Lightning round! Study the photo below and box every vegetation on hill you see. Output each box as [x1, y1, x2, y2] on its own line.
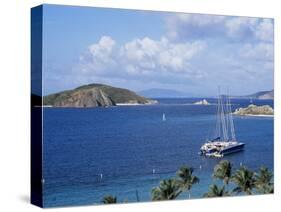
[43, 83, 156, 107]
[233, 104, 274, 116]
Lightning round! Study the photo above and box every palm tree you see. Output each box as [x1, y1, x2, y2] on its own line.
[102, 195, 117, 204]
[231, 166, 256, 195]
[213, 160, 232, 186]
[176, 166, 199, 199]
[151, 179, 181, 201]
[254, 167, 274, 194]
[203, 184, 229, 197]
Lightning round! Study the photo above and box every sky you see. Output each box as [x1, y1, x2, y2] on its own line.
[42, 4, 274, 96]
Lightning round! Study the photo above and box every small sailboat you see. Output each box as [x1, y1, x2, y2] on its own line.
[250, 97, 253, 103]
[162, 113, 166, 121]
[200, 92, 245, 158]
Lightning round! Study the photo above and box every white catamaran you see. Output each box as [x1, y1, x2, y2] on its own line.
[200, 93, 245, 158]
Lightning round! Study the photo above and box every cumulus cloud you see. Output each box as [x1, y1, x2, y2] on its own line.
[166, 13, 226, 40]
[174, 13, 226, 26]
[254, 19, 274, 42]
[166, 13, 273, 43]
[79, 36, 117, 74]
[79, 36, 206, 83]
[74, 14, 273, 95]
[225, 17, 258, 39]
[121, 37, 205, 74]
[239, 43, 273, 61]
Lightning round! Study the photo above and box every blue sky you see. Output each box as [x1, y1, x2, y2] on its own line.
[42, 4, 274, 96]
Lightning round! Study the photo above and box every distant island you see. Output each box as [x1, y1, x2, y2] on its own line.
[43, 83, 157, 107]
[193, 99, 210, 105]
[233, 104, 274, 116]
[235, 90, 274, 100]
[138, 88, 191, 98]
[138, 89, 274, 100]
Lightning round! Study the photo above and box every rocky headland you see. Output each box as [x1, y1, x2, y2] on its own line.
[233, 104, 274, 116]
[43, 83, 157, 107]
[193, 99, 210, 105]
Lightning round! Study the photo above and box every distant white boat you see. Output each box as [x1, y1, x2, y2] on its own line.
[162, 113, 166, 121]
[250, 97, 253, 103]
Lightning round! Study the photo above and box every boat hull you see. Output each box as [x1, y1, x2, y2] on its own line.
[200, 141, 245, 157]
[219, 143, 245, 155]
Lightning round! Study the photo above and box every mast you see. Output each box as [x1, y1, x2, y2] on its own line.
[219, 94, 228, 141]
[214, 88, 236, 141]
[214, 87, 228, 141]
[225, 95, 230, 140]
[215, 91, 221, 139]
[227, 94, 236, 141]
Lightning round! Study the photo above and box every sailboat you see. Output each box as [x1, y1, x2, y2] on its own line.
[162, 113, 166, 121]
[200, 93, 245, 158]
[250, 97, 253, 104]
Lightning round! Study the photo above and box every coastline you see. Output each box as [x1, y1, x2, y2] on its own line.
[116, 102, 157, 106]
[233, 114, 274, 117]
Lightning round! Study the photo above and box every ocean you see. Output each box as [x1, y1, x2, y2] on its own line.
[42, 98, 274, 207]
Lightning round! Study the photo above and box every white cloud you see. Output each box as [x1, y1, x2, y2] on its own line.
[120, 37, 205, 74]
[225, 17, 258, 38]
[166, 13, 226, 40]
[166, 13, 273, 43]
[240, 43, 273, 61]
[89, 36, 115, 56]
[175, 13, 226, 26]
[254, 19, 274, 42]
[74, 14, 273, 95]
[79, 36, 206, 82]
[80, 36, 117, 74]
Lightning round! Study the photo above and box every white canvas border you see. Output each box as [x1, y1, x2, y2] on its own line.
[0, 0, 279, 211]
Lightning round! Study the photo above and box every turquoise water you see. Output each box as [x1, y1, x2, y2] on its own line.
[43, 98, 273, 207]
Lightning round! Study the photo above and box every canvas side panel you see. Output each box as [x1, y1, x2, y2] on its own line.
[31, 5, 43, 208]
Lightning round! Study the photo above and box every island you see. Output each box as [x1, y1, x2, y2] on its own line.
[235, 89, 274, 100]
[43, 83, 158, 107]
[233, 104, 274, 117]
[256, 90, 274, 100]
[193, 99, 210, 105]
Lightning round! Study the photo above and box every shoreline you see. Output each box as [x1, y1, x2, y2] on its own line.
[116, 102, 157, 106]
[42, 102, 159, 108]
[233, 114, 274, 117]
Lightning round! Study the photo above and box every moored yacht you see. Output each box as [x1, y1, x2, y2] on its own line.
[200, 92, 245, 158]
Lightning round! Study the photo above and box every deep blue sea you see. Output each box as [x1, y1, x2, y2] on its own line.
[43, 98, 273, 207]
